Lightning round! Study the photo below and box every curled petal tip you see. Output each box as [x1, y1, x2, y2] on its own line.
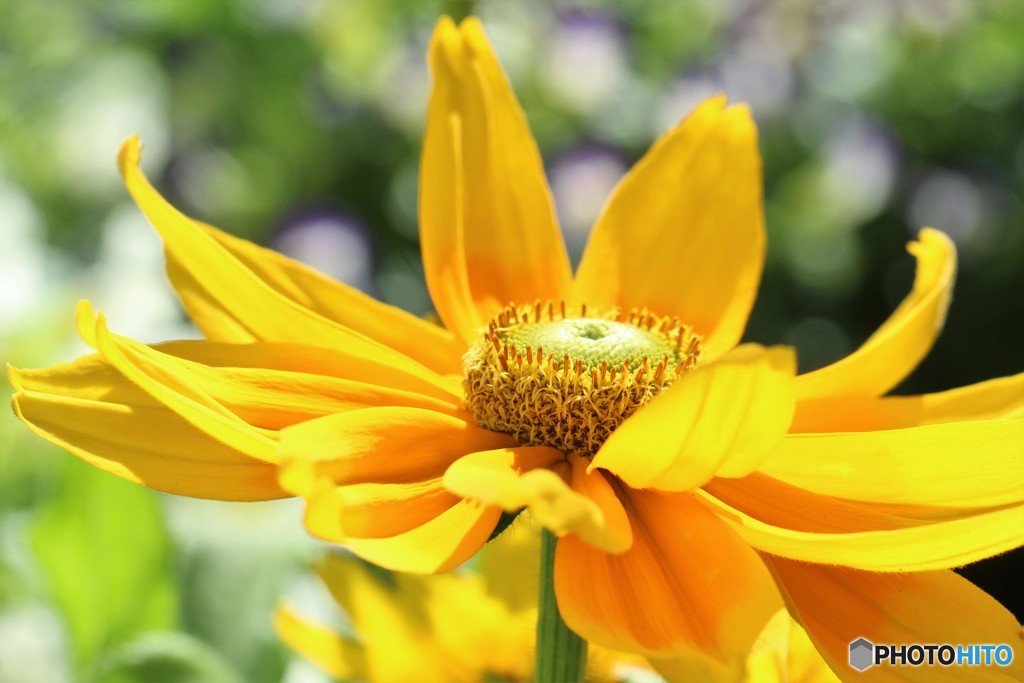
[431, 15, 459, 42]
[725, 99, 753, 116]
[912, 227, 955, 253]
[459, 15, 485, 36]
[73, 300, 101, 348]
[767, 345, 798, 375]
[73, 299, 96, 324]
[117, 134, 142, 177]
[6, 363, 23, 392]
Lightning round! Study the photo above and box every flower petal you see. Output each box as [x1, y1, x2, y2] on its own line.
[314, 555, 449, 682]
[344, 498, 501, 574]
[421, 17, 572, 343]
[740, 608, 839, 683]
[760, 420, 1024, 508]
[591, 345, 795, 492]
[657, 608, 840, 683]
[123, 345, 460, 431]
[298, 478, 349, 543]
[174, 367, 460, 431]
[554, 488, 781, 662]
[331, 479, 461, 539]
[15, 336, 460, 435]
[278, 407, 513, 568]
[796, 229, 956, 399]
[157, 339, 462, 403]
[791, 373, 1024, 433]
[444, 450, 632, 553]
[9, 368, 283, 501]
[293, 474, 501, 573]
[566, 453, 633, 553]
[764, 557, 1024, 682]
[412, 563, 534, 682]
[196, 222, 464, 375]
[479, 525, 541, 614]
[780, 613, 841, 683]
[440, 448, 569, 507]
[273, 604, 366, 681]
[278, 407, 518, 493]
[700, 475, 1024, 571]
[75, 302, 279, 463]
[312, 553, 533, 682]
[118, 136, 448, 384]
[571, 96, 764, 359]
[648, 656, 743, 683]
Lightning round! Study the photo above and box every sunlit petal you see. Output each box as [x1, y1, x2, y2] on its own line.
[415, 564, 534, 682]
[592, 345, 795, 491]
[278, 407, 518, 493]
[760, 419, 1024, 508]
[796, 229, 956, 399]
[740, 608, 839, 683]
[157, 339, 462, 403]
[118, 136, 449, 385]
[649, 655, 743, 683]
[765, 557, 1024, 682]
[278, 407, 514, 564]
[199, 222, 464, 375]
[445, 450, 631, 553]
[344, 498, 502, 574]
[9, 365, 283, 501]
[75, 302, 279, 463]
[791, 373, 1024, 433]
[555, 488, 781, 662]
[314, 554, 449, 682]
[572, 96, 764, 359]
[273, 605, 366, 681]
[422, 17, 571, 343]
[701, 475, 1024, 571]
[332, 478, 460, 539]
[306, 552, 536, 682]
[32, 335, 462, 440]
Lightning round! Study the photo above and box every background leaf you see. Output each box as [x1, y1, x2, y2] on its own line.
[90, 632, 244, 683]
[30, 457, 177, 669]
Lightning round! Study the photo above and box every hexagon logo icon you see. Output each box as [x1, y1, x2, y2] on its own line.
[849, 637, 875, 671]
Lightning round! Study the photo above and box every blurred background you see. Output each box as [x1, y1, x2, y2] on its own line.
[1, 0, 1022, 681]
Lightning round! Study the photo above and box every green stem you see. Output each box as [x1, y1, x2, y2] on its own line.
[535, 530, 587, 683]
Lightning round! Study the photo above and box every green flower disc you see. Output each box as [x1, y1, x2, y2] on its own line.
[500, 318, 679, 372]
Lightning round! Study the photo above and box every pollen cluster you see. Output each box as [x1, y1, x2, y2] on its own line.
[462, 301, 703, 456]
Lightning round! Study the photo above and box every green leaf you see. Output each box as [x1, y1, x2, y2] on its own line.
[30, 457, 178, 667]
[89, 631, 244, 683]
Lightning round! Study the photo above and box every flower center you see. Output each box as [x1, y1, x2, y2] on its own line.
[462, 302, 703, 456]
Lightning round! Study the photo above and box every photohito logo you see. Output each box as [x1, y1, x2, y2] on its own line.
[849, 638, 874, 672]
[848, 638, 1015, 671]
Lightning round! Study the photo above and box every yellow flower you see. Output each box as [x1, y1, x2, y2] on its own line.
[275, 553, 535, 683]
[739, 608, 841, 683]
[650, 606, 841, 683]
[276, 527, 835, 683]
[276, 527, 646, 683]
[10, 14, 1023, 677]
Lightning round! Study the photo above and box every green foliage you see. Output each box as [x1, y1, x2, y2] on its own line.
[177, 545, 295, 682]
[30, 458, 177, 669]
[91, 632, 244, 683]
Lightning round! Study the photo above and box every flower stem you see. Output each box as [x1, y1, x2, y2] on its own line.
[535, 530, 587, 683]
